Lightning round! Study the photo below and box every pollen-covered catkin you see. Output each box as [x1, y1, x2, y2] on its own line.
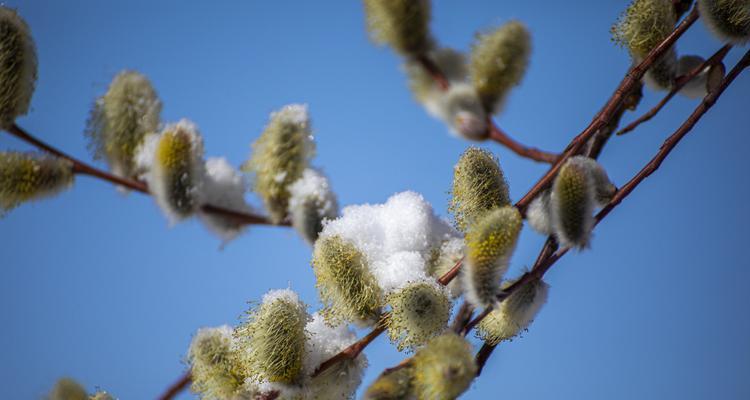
[312, 235, 384, 326]
[149, 120, 204, 223]
[85, 70, 161, 179]
[363, 0, 433, 57]
[48, 378, 88, 400]
[235, 290, 308, 385]
[470, 20, 531, 114]
[0, 152, 73, 215]
[412, 333, 477, 400]
[698, 0, 750, 44]
[0, 6, 37, 129]
[386, 281, 452, 351]
[611, 0, 678, 90]
[363, 366, 414, 400]
[450, 147, 511, 232]
[288, 168, 339, 245]
[551, 157, 596, 249]
[463, 206, 523, 308]
[477, 277, 549, 345]
[243, 104, 314, 224]
[188, 326, 247, 400]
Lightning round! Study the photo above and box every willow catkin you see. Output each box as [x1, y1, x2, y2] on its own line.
[386, 281, 452, 351]
[85, 70, 161, 179]
[551, 157, 596, 249]
[363, 0, 433, 57]
[477, 277, 549, 345]
[188, 326, 247, 400]
[412, 333, 477, 400]
[698, 0, 750, 44]
[0, 151, 73, 215]
[470, 20, 531, 114]
[0, 7, 37, 129]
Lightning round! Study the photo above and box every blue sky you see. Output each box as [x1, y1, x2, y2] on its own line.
[1, 1, 749, 399]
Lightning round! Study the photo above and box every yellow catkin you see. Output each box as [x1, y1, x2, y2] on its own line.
[412, 333, 477, 400]
[699, 0, 750, 44]
[363, 0, 433, 56]
[386, 282, 452, 351]
[48, 378, 88, 400]
[0, 152, 73, 215]
[312, 235, 384, 325]
[0, 6, 37, 129]
[551, 157, 595, 249]
[363, 366, 414, 400]
[477, 278, 549, 345]
[470, 20, 531, 113]
[449, 147, 511, 232]
[188, 326, 247, 400]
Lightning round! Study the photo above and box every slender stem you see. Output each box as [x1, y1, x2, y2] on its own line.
[617, 44, 732, 136]
[475, 343, 497, 376]
[312, 318, 388, 377]
[451, 302, 475, 334]
[415, 54, 559, 164]
[3, 124, 286, 227]
[157, 371, 191, 400]
[514, 6, 699, 215]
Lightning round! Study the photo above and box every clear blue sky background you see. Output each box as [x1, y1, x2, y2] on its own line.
[1, 1, 749, 399]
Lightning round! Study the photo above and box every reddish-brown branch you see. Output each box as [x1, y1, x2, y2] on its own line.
[3, 124, 286, 227]
[312, 318, 387, 377]
[616, 44, 732, 136]
[514, 6, 699, 214]
[415, 53, 559, 164]
[157, 371, 191, 400]
[475, 342, 497, 376]
[464, 48, 750, 356]
[451, 302, 475, 334]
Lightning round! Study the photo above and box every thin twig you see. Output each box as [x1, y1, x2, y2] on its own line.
[157, 371, 191, 400]
[514, 6, 699, 215]
[415, 54, 559, 164]
[3, 124, 285, 227]
[475, 342, 497, 377]
[451, 302, 475, 334]
[616, 44, 732, 136]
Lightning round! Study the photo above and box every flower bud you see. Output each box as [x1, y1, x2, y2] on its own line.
[412, 333, 477, 400]
[404, 47, 467, 117]
[527, 190, 553, 236]
[551, 157, 596, 249]
[386, 281, 452, 351]
[643, 48, 678, 91]
[48, 378, 87, 400]
[235, 290, 308, 384]
[363, 367, 414, 400]
[675, 54, 720, 99]
[462, 206, 522, 308]
[698, 0, 750, 44]
[0, 152, 73, 215]
[470, 21, 531, 114]
[149, 120, 204, 223]
[449, 147, 511, 232]
[568, 156, 616, 205]
[363, 0, 433, 57]
[243, 104, 314, 224]
[611, 0, 676, 60]
[312, 235, 384, 325]
[426, 237, 464, 297]
[89, 392, 114, 400]
[477, 277, 549, 345]
[85, 70, 161, 179]
[438, 83, 488, 141]
[188, 325, 246, 399]
[288, 168, 339, 245]
[0, 7, 37, 129]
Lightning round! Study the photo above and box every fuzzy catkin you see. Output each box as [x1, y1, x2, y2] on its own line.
[450, 147, 511, 232]
[551, 157, 596, 249]
[48, 378, 88, 400]
[150, 120, 204, 223]
[312, 235, 384, 326]
[0, 152, 73, 215]
[188, 326, 246, 400]
[386, 281, 452, 351]
[235, 292, 308, 384]
[477, 277, 549, 345]
[363, 367, 414, 400]
[462, 206, 522, 308]
[698, 0, 750, 44]
[0, 7, 37, 129]
[363, 0, 433, 57]
[470, 20, 531, 113]
[244, 104, 314, 224]
[412, 333, 477, 400]
[85, 70, 161, 179]
[288, 168, 339, 245]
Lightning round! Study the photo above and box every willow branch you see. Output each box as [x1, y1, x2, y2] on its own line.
[157, 371, 191, 400]
[617, 44, 732, 136]
[3, 124, 284, 227]
[514, 6, 699, 214]
[415, 55, 559, 164]
[470, 48, 750, 374]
